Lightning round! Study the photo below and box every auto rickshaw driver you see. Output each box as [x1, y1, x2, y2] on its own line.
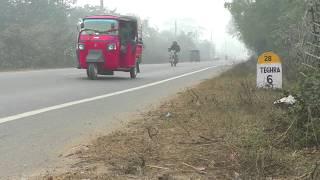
[106, 23, 118, 34]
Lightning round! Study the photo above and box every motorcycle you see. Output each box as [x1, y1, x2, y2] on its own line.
[169, 50, 178, 67]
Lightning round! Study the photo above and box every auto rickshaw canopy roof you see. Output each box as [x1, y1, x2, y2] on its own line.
[84, 15, 138, 22]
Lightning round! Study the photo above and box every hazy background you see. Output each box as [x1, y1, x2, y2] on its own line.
[77, 0, 248, 59]
[0, 0, 248, 70]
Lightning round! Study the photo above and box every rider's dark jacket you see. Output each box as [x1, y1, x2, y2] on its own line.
[169, 43, 181, 52]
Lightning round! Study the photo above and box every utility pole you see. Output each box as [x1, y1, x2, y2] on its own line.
[100, 0, 104, 11]
[224, 37, 228, 60]
[211, 31, 214, 60]
[175, 21, 177, 38]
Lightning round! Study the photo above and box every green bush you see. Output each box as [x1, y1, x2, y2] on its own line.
[288, 70, 320, 147]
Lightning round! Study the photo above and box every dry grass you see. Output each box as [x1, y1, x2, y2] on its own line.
[36, 61, 320, 180]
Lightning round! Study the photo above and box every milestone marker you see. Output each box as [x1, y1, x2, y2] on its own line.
[257, 51, 282, 89]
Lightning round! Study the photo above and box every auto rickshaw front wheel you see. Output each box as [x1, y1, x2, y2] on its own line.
[87, 63, 98, 80]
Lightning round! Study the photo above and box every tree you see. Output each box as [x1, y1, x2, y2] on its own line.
[228, 0, 305, 56]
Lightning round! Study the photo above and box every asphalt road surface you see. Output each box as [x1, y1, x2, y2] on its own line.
[0, 61, 230, 178]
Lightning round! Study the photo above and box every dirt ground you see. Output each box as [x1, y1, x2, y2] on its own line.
[34, 62, 320, 180]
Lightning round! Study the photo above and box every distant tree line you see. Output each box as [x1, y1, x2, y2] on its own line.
[0, 0, 76, 69]
[0, 1, 215, 70]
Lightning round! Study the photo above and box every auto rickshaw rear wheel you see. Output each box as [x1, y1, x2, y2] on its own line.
[87, 63, 98, 80]
[130, 66, 137, 79]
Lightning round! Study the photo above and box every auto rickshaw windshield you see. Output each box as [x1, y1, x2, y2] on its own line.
[82, 19, 119, 35]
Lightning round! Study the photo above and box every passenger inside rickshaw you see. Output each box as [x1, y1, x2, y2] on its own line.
[118, 21, 137, 67]
[119, 22, 136, 53]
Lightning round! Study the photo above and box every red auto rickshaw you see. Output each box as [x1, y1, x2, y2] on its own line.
[76, 15, 143, 79]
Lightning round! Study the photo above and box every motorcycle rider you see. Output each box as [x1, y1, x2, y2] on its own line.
[168, 41, 181, 53]
[168, 41, 181, 65]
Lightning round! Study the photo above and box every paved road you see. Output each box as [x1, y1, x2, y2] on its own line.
[0, 61, 230, 178]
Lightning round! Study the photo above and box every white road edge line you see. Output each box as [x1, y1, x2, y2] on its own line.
[0, 66, 217, 124]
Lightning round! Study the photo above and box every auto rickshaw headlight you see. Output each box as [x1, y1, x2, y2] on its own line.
[78, 44, 85, 50]
[107, 43, 117, 51]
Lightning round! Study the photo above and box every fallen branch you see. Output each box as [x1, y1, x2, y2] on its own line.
[199, 135, 221, 143]
[182, 162, 207, 174]
[146, 165, 170, 170]
[199, 135, 213, 141]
